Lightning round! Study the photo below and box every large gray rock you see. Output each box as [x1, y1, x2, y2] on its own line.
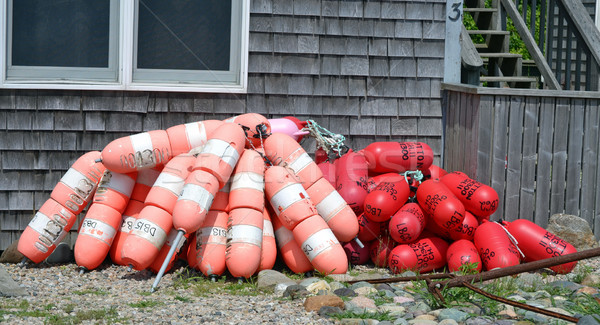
[0, 264, 27, 297]
[0, 239, 24, 263]
[256, 269, 296, 292]
[45, 242, 74, 264]
[546, 214, 599, 250]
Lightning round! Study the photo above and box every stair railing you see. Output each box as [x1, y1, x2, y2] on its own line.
[502, 0, 600, 90]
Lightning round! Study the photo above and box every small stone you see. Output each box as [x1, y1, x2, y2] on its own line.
[274, 282, 292, 296]
[516, 273, 542, 291]
[330, 281, 347, 292]
[374, 283, 395, 292]
[299, 277, 321, 287]
[318, 305, 343, 317]
[283, 284, 310, 299]
[438, 319, 459, 325]
[304, 295, 345, 312]
[354, 286, 378, 296]
[464, 316, 496, 325]
[340, 319, 380, 325]
[438, 308, 469, 322]
[577, 286, 599, 296]
[582, 274, 600, 287]
[414, 314, 436, 321]
[351, 281, 375, 291]
[334, 288, 358, 297]
[0, 240, 24, 263]
[393, 319, 409, 325]
[498, 305, 518, 318]
[393, 296, 414, 304]
[347, 296, 377, 311]
[45, 242, 74, 264]
[378, 304, 405, 317]
[523, 310, 548, 323]
[407, 319, 436, 325]
[577, 314, 600, 325]
[547, 281, 583, 293]
[306, 280, 331, 294]
[546, 307, 573, 317]
[257, 269, 296, 292]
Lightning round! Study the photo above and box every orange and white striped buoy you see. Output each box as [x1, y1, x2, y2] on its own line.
[229, 149, 265, 211]
[264, 133, 323, 188]
[74, 203, 123, 271]
[272, 212, 313, 273]
[18, 198, 78, 264]
[305, 177, 359, 242]
[145, 154, 195, 213]
[101, 130, 172, 174]
[225, 208, 263, 278]
[130, 167, 162, 203]
[211, 181, 230, 212]
[224, 113, 271, 148]
[258, 208, 277, 271]
[166, 120, 224, 156]
[50, 151, 105, 215]
[121, 204, 172, 271]
[93, 170, 137, 214]
[265, 166, 317, 230]
[148, 229, 189, 274]
[194, 123, 246, 189]
[109, 199, 145, 266]
[193, 210, 228, 277]
[172, 170, 220, 234]
[293, 215, 347, 274]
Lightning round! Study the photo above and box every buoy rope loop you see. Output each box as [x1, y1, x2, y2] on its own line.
[402, 170, 424, 184]
[302, 120, 346, 158]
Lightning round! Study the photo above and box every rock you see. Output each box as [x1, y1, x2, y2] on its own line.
[0, 239, 24, 263]
[414, 314, 436, 321]
[375, 283, 395, 292]
[378, 303, 406, 317]
[581, 274, 600, 287]
[577, 314, 600, 325]
[351, 281, 375, 291]
[464, 316, 495, 325]
[393, 296, 415, 304]
[257, 269, 296, 292]
[393, 319, 409, 325]
[378, 321, 394, 325]
[334, 287, 358, 298]
[354, 286, 378, 296]
[438, 319, 459, 325]
[303, 295, 345, 312]
[516, 273, 542, 291]
[330, 281, 347, 292]
[407, 319, 436, 324]
[546, 214, 599, 250]
[523, 310, 548, 323]
[497, 305, 518, 318]
[340, 319, 380, 325]
[274, 282, 293, 296]
[306, 280, 331, 294]
[0, 264, 27, 297]
[577, 286, 599, 296]
[346, 296, 377, 312]
[283, 284, 310, 299]
[547, 280, 583, 293]
[438, 308, 469, 322]
[299, 277, 322, 287]
[318, 305, 343, 317]
[512, 320, 536, 325]
[45, 242, 74, 264]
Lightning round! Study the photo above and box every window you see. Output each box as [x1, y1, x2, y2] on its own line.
[1, 0, 249, 92]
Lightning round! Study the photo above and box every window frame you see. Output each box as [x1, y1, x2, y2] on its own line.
[0, 0, 249, 93]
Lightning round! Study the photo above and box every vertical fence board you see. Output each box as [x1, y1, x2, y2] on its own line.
[467, 93, 480, 178]
[490, 96, 509, 221]
[550, 98, 570, 214]
[456, 93, 466, 171]
[445, 92, 458, 171]
[505, 96, 525, 221]
[535, 98, 555, 227]
[519, 97, 540, 221]
[565, 99, 584, 214]
[582, 99, 599, 229]
[477, 95, 494, 185]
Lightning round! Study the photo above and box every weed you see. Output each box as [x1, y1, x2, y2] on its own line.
[138, 290, 152, 296]
[370, 291, 394, 306]
[46, 307, 123, 325]
[571, 265, 594, 284]
[328, 310, 395, 321]
[175, 296, 191, 302]
[63, 303, 76, 314]
[44, 303, 55, 311]
[564, 294, 600, 316]
[128, 300, 162, 309]
[72, 288, 109, 296]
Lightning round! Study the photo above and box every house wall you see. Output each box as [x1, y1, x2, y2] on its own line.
[0, 0, 447, 250]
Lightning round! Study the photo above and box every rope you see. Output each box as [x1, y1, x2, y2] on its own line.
[402, 170, 424, 185]
[302, 120, 347, 158]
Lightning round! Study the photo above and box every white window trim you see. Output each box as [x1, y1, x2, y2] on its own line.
[0, 0, 249, 93]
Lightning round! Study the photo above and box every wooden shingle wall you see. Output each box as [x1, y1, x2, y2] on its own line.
[0, 0, 446, 250]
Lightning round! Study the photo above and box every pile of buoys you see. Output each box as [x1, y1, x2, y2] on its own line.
[17, 113, 579, 288]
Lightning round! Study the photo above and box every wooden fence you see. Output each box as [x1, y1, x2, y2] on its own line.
[442, 83, 600, 237]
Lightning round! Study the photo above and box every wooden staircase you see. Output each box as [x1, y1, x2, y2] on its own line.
[463, 0, 539, 88]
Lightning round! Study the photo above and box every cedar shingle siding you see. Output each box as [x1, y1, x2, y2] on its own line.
[0, 0, 446, 250]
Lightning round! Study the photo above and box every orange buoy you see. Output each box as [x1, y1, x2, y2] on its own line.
[121, 205, 172, 271]
[171, 170, 220, 234]
[264, 133, 323, 188]
[292, 215, 347, 274]
[225, 208, 263, 278]
[193, 210, 228, 276]
[259, 208, 277, 271]
[50, 151, 105, 215]
[473, 221, 521, 270]
[446, 239, 482, 273]
[18, 198, 78, 263]
[305, 177, 359, 242]
[101, 130, 172, 173]
[193, 123, 246, 188]
[74, 203, 122, 271]
[440, 171, 499, 220]
[166, 120, 224, 156]
[109, 199, 145, 266]
[265, 166, 317, 230]
[93, 170, 137, 214]
[148, 229, 189, 274]
[229, 149, 265, 211]
[224, 113, 271, 148]
[416, 180, 465, 232]
[130, 167, 162, 202]
[388, 236, 449, 274]
[389, 202, 426, 244]
[272, 212, 313, 274]
[145, 154, 195, 213]
[503, 219, 577, 274]
[211, 181, 230, 212]
[363, 141, 434, 174]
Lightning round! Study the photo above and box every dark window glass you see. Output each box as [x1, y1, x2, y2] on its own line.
[137, 0, 231, 71]
[11, 0, 111, 68]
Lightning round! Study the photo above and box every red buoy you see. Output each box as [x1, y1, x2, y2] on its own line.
[335, 150, 370, 215]
[318, 161, 336, 186]
[343, 240, 371, 265]
[416, 180, 465, 232]
[363, 178, 410, 223]
[503, 219, 577, 274]
[369, 235, 396, 268]
[473, 221, 521, 270]
[389, 203, 426, 244]
[446, 239, 482, 273]
[363, 142, 434, 174]
[440, 171, 499, 220]
[388, 236, 449, 274]
[357, 213, 383, 243]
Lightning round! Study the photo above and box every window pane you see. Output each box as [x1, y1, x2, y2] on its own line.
[137, 0, 231, 71]
[11, 0, 111, 68]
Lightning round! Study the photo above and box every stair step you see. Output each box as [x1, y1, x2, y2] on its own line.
[463, 8, 497, 13]
[467, 30, 510, 36]
[480, 76, 538, 83]
[480, 53, 523, 59]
